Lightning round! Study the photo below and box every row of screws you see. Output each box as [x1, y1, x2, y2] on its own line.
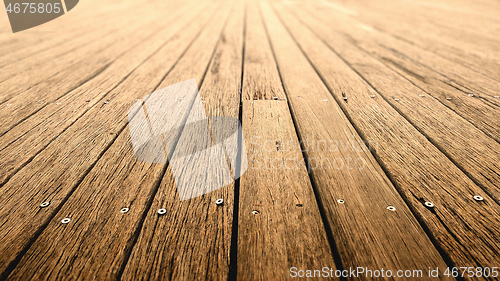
[42, 194, 487, 224]
[336, 195, 485, 211]
[39, 197, 264, 225]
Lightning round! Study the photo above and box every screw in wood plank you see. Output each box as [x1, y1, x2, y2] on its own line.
[251, 101, 255, 104]
[337, 199, 345, 204]
[157, 208, 167, 215]
[56, 102, 61, 105]
[104, 100, 110, 104]
[387, 206, 396, 211]
[273, 96, 278, 100]
[424, 202, 434, 208]
[201, 100, 206, 103]
[252, 210, 260, 215]
[342, 92, 347, 101]
[40, 202, 50, 208]
[419, 94, 425, 97]
[120, 207, 129, 213]
[473, 195, 484, 201]
[61, 218, 71, 224]
[215, 198, 224, 205]
[370, 95, 376, 98]
[468, 94, 475, 97]
[394, 98, 400, 101]
[446, 97, 452, 100]
[323, 99, 328, 102]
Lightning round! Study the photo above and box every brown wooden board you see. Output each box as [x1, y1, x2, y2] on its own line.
[121, 1, 240, 280]
[239, 100, 337, 280]
[0, 3, 220, 279]
[296, 0, 500, 144]
[241, 0, 285, 101]
[273, 1, 500, 277]
[280, 2, 500, 205]
[261, 1, 450, 279]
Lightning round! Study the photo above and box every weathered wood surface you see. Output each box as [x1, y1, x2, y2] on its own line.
[0, 0, 498, 279]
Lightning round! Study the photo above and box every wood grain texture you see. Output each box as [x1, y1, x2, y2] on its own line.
[241, 0, 285, 101]
[3, 4, 220, 281]
[296, 0, 500, 144]
[0, 1, 209, 187]
[283, 0, 500, 205]
[239, 100, 337, 280]
[274, 1, 500, 277]
[261, 1, 449, 279]
[0, 0, 498, 279]
[121, 1, 239, 280]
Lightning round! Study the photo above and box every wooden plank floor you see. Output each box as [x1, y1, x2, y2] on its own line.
[0, 0, 499, 280]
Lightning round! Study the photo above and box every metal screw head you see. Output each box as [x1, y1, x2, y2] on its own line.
[419, 94, 425, 97]
[40, 202, 50, 208]
[104, 101, 110, 104]
[424, 201, 434, 208]
[473, 195, 484, 201]
[337, 199, 345, 204]
[446, 97, 452, 100]
[252, 210, 259, 215]
[394, 98, 400, 101]
[468, 94, 474, 97]
[215, 199, 224, 205]
[370, 95, 376, 98]
[323, 99, 328, 102]
[61, 218, 71, 224]
[120, 207, 129, 213]
[387, 206, 396, 211]
[157, 208, 167, 215]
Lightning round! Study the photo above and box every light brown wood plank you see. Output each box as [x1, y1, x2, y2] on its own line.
[239, 100, 337, 280]
[261, 1, 449, 278]
[0, 1, 143, 70]
[284, 1, 500, 205]
[241, 0, 285, 101]
[274, 1, 500, 276]
[121, 1, 241, 280]
[327, 0, 500, 81]
[0, 2, 216, 279]
[296, 1, 500, 144]
[0, 1, 208, 186]
[0, 2, 192, 106]
[4, 3, 220, 280]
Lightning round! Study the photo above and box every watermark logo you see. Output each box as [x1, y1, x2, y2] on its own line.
[4, 0, 78, 33]
[128, 79, 248, 201]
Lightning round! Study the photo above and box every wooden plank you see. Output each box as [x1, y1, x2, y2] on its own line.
[0, 2, 168, 90]
[330, 0, 500, 81]
[296, 1, 500, 144]
[284, 1, 500, 204]
[121, 1, 243, 280]
[0, 1, 208, 186]
[239, 100, 337, 280]
[0, 2, 218, 279]
[273, 1, 500, 276]
[0, 1, 143, 69]
[261, 0, 449, 277]
[241, 0, 285, 101]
